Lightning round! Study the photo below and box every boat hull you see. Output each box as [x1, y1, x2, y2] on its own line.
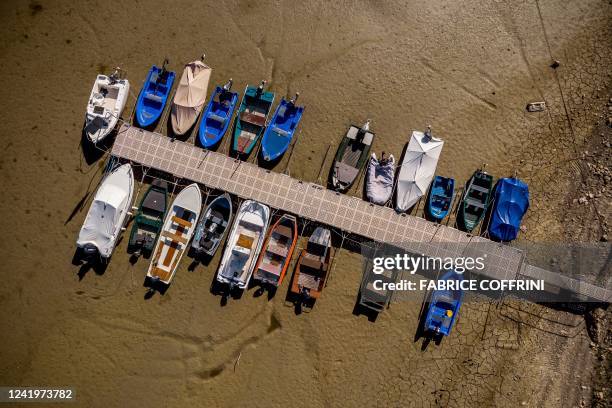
[198, 86, 238, 148]
[331, 125, 375, 193]
[84, 75, 130, 143]
[252, 214, 298, 287]
[260, 99, 304, 162]
[135, 65, 175, 128]
[425, 175, 455, 222]
[192, 193, 233, 257]
[231, 85, 275, 156]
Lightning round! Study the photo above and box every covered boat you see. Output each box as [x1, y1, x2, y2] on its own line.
[366, 152, 395, 205]
[216, 200, 270, 290]
[425, 175, 455, 222]
[456, 169, 493, 233]
[331, 120, 375, 193]
[146, 183, 202, 285]
[395, 128, 444, 212]
[290, 227, 332, 302]
[232, 81, 275, 156]
[191, 193, 233, 257]
[135, 61, 175, 128]
[260, 95, 304, 161]
[253, 214, 298, 287]
[127, 180, 168, 257]
[77, 163, 134, 259]
[84, 69, 130, 143]
[487, 177, 529, 242]
[198, 79, 238, 148]
[424, 270, 463, 337]
[170, 57, 212, 136]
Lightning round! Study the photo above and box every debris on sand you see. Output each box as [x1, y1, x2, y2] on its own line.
[526, 102, 546, 112]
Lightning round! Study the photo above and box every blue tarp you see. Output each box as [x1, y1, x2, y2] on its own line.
[488, 177, 529, 242]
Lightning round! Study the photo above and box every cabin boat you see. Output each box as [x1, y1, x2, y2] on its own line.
[198, 79, 238, 148]
[84, 69, 130, 143]
[232, 81, 275, 156]
[191, 193, 233, 257]
[127, 180, 168, 257]
[456, 169, 493, 233]
[146, 183, 202, 285]
[366, 152, 395, 205]
[290, 227, 332, 301]
[216, 200, 270, 290]
[135, 61, 175, 128]
[425, 175, 455, 222]
[260, 95, 304, 161]
[170, 57, 212, 136]
[331, 120, 375, 193]
[252, 214, 298, 287]
[77, 164, 134, 260]
[424, 270, 464, 336]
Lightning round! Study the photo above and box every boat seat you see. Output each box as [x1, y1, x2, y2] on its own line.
[146, 94, 163, 103]
[240, 111, 266, 127]
[272, 126, 290, 137]
[471, 184, 489, 194]
[466, 199, 485, 209]
[171, 215, 192, 228]
[335, 162, 359, 184]
[258, 261, 282, 275]
[208, 112, 227, 124]
[275, 225, 293, 237]
[266, 242, 289, 257]
[301, 255, 324, 271]
[161, 230, 188, 245]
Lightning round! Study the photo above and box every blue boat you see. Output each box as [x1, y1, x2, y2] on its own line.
[135, 61, 175, 128]
[487, 177, 529, 242]
[424, 270, 463, 337]
[260, 94, 304, 161]
[425, 175, 455, 222]
[198, 80, 239, 149]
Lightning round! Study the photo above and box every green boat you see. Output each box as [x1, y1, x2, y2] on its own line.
[330, 120, 375, 193]
[456, 168, 493, 233]
[127, 179, 168, 257]
[232, 80, 275, 156]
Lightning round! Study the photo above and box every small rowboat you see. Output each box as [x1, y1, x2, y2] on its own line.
[191, 193, 233, 257]
[331, 120, 374, 193]
[84, 68, 130, 143]
[170, 56, 212, 136]
[252, 214, 298, 287]
[425, 175, 455, 222]
[366, 152, 395, 205]
[147, 183, 202, 286]
[198, 80, 238, 148]
[77, 164, 134, 260]
[290, 227, 332, 303]
[456, 168, 493, 233]
[135, 61, 175, 128]
[232, 81, 275, 156]
[424, 270, 463, 337]
[260, 95, 304, 161]
[127, 179, 168, 258]
[217, 200, 270, 290]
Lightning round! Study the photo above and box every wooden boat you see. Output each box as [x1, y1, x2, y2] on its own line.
[216, 200, 270, 290]
[146, 183, 202, 285]
[127, 180, 168, 257]
[170, 57, 212, 136]
[77, 164, 134, 260]
[232, 81, 275, 156]
[424, 270, 463, 336]
[252, 214, 298, 287]
[135, 61, 175, 128]
[365, 152, 395, 205]
[260, 95, 304, 161]
[198, 80, 238, 148]
[331, 120, 374, 193]
[191, 193, 233, 257]
[456, 168, 493, 233]
[84, 68, 130, 143]
[395, 128, 444, 212]
[290, 227, 332, 301]
[487, 177, 529, 242]
[425, 175, 455, 222]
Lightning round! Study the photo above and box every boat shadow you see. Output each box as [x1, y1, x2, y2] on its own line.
[351, 295, 380, 323]
[143, 276, 169, 297]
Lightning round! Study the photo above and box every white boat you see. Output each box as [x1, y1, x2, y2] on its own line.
[76, 163, 134, 259]
[170, 57, 212, 135]
[216, 200, 270, 290]
[84, 70, 130, 143]
[147, 183, 202, 285]
[366, 152, 395, 205]
[395, 129, 444, 212]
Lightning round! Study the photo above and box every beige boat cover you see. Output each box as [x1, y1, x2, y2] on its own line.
[171, 60, 212, 135]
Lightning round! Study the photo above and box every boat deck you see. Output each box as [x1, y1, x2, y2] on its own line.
[112, 124, 611, 303]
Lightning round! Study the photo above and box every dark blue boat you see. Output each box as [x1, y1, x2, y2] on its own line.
[135, 61, 175, 128]
[425, 175, 455, 222]
[198, 80, 238, 149]
[488, 177, 529, 242]
[260, 95, 304, 162]
[424, 270, 463, 337]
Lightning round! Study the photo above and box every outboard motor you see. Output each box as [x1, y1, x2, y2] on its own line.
[82, 243, 99, 260]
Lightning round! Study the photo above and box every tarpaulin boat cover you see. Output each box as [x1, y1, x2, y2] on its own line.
[366, 153, 395, 205]
[171, 60, 212, 135]
[395, 131, 444, 212]
[488, 177, 529, 242]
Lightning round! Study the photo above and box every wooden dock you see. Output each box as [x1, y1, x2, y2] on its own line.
[111, 124, 610, 303]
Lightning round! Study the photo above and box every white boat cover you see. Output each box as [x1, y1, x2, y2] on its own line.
[171, 60, 212, 135]
[366, 153, 395, 205]
[77, 164, 134, 258]
[395, 131, 444, 212]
